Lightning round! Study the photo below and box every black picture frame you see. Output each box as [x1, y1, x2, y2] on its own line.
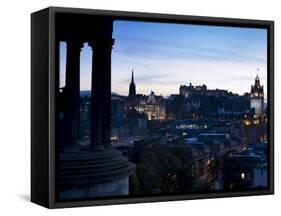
[31, 6, 274, 208]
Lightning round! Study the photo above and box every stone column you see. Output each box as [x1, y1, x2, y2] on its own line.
[63, 40, 83, 150]
[89, 38, 114, 150]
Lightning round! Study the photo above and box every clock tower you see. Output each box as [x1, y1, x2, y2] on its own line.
[250, 74, 264, 116]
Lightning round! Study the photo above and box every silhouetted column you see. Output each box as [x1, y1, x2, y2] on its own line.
[63, 40, 83, 150]
[89, 38, 114, 150]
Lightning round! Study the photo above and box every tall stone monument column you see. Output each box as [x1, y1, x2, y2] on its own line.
[63, 40, 83, 150]
[89, 37, 114, 150]
[56, 14, 135, 199]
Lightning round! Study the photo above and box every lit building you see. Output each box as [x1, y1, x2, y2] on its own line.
[250, 74, 264, 116]
[140, 91, 166, 120]
[243, 111, 267, 145]
[126, 71, 165, 121]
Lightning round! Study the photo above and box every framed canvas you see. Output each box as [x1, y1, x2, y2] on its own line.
[31, 7, 274, 208]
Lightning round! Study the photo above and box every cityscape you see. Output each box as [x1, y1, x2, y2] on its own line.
[78, 71, 268, 194]
[56, 18, 268, 199]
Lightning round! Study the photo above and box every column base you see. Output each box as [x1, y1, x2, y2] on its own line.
[58, 147, 135, 200]
[59, 177, 129, 199]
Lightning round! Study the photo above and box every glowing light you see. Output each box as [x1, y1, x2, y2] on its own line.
[111, 136, 118, 141]
[244, 120, 251, 126]
[253, 119, 260, 125]
[241, 173, 245, 180]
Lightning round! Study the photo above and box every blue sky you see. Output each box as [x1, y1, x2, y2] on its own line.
[60, 20, 267, 97]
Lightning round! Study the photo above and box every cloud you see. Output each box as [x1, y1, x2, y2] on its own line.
[120, 73, 169, 84]
[113, 21, 267, 64]
[112, 54, 267, 97]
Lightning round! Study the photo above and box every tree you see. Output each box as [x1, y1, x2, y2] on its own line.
[132, 144, 197, 195]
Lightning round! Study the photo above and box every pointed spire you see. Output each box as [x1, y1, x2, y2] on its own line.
[131, 69, 134, 84]
[253, 72, 261, 89]
[256, 73, 259, 81]
[256, 67, 260, 81]
[129, 69, 136, 98]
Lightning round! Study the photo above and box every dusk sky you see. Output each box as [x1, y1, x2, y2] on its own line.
[60, 20, 267, 98]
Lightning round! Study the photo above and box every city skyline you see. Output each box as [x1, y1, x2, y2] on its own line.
[59, 20, 267, 98]
[80, 74, 261, 99]
[53, 12, 270, 201]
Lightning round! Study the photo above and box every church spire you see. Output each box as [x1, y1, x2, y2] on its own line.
[131, 69, 134, 84]
[129, 69, 136, 98]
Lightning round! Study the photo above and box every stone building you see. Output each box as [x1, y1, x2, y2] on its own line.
[140, 91, 166, 120]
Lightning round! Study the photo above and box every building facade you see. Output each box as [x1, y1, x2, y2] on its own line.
[140, 91, 166, 120]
